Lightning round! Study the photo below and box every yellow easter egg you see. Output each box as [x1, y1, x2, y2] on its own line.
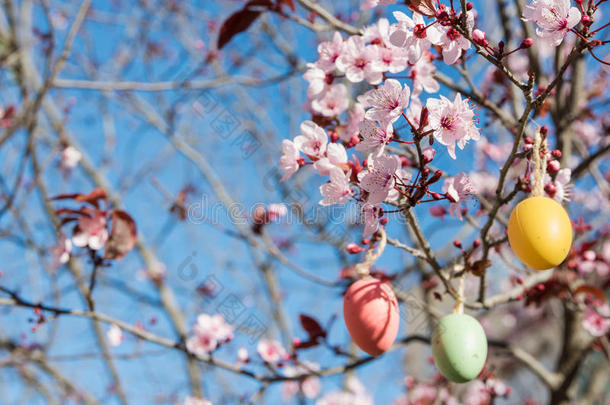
[507, 196, 572, 270]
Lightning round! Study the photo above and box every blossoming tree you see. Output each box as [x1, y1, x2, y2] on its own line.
[0, 0, 608, 404]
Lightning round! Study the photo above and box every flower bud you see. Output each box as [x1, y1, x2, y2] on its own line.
[547, 160, 560, 174]
[346, 243, 364, 254]
[428, 169, 443, 184]
[380, 217, 389, 226]
[453, 240, 462, 248]
[551, 149, 562, 159]
[472, 29, 488, 46]
[544, 183, 556, 198]
[520, 38, 534, 49]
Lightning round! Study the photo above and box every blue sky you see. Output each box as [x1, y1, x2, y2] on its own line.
[0, 0, 608, 404]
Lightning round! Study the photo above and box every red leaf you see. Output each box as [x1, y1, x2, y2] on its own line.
[299, 314, 326, 340]
[217, 0, 272, 49]
[277, 0, 295, 12]
[104, 210, 137, 260]
[50, 188, 107, 209]
[75, 188, 107, 207]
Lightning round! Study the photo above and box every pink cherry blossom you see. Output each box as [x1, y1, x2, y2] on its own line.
[361, 0, 396, 11]
[378, 45, 410, 73]
[582, 304, 610, 337]
[294, 121, 328, 158]
[72, 214, 108, 250]
[257, 338, 288, 363]
[390, 11, 441, 64]
[60, 145, 82, 170]
[463, 380, 490, 405]
[316, 376, 373, 405]
[317, 32, 344, 71]
[279, 140, 301, 181]
[319, 167, 353, 206]
[486, 378, 510, 397]
[186, 314, 233, 356]
[421, 146, 436, 162]
[427, 93, 480, 159]
[409, 53, 440, 95]
[545, 168, 571, 202]
[358, 154, 401, 204]
[282, 362, 321, 401]
[469, 172, 497, 197]
[311, 83, 350, 117]
[523, 0, 581, 46]
[314, 143, 348, 176]
[362, 79, 410, 123]
[437, 12, 474, 64]
[106, 324, 124, 347]
[267, 203, 287, 221]
[361, 203, 383, 237]
[571, 120, 601, 147]
[236, 347, 249, 364]
[50, 235, 72, 268]
[342, 102, 366, 141]
[408, 382, 437, 404]
[335, 36, 382, 84]
[356, 119, 393, 157]
[181, 397, 213, 405]
[443, 173, 473, 220]
[304, 63, 330, 99]
[362, 18, 393, 47]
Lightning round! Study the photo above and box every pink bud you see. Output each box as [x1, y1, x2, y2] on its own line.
[330, 131, 339, 143]
[544, 183, 556, 198]
[422, 146, 436, 163]
[551, 149, 562, 159]
[520, 38, 534, 49]
[346, 243, 364, 254]
[547, 160, 560, 174]
[453, 240, 462, 248]
[472, 29, 487, 46]
[380, 217, 389, 226]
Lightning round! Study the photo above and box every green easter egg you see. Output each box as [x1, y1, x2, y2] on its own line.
[431, 313, 488, 383]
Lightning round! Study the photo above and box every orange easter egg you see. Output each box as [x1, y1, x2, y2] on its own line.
[343, 277, 399, 356]
[507, 196, 572, 270]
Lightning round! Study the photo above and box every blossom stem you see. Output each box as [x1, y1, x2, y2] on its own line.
[569, 28, 589, 43]
[392, 139, 416, 144]
[590, 22, 610, 35]
[393, 186, 410, 198]
[401, 112, 417, 132]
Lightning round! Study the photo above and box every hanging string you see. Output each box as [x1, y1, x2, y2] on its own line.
[452, 272, 465, 314]
[532, 128, 547, 197]
[355, 228, 387, 278]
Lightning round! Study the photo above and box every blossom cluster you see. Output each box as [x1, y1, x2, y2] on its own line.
[280, 5, 485, 236]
